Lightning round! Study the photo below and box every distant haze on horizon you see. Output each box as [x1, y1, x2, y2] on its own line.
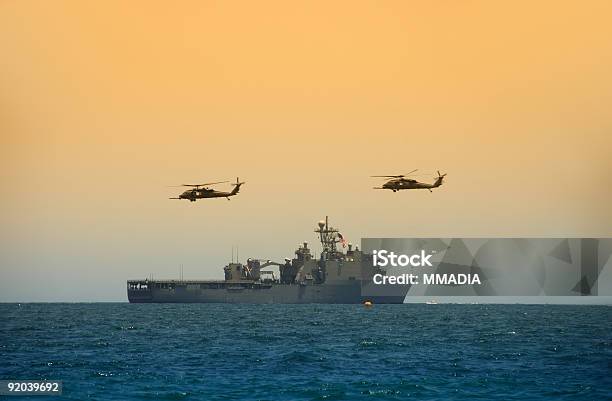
[1, 1, 611, 301]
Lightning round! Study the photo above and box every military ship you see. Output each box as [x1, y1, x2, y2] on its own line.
[127, 217, 406, 304]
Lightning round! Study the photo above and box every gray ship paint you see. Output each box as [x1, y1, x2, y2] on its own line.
[128, 217, 407, 304]
[127, 227, 612, 304]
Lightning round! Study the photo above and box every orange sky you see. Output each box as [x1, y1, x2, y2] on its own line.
[1, 1, 611, 300]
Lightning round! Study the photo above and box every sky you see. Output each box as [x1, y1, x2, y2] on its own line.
[1, 1, 611, 301]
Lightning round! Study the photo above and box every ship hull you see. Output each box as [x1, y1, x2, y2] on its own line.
[128, 281, 404, 304]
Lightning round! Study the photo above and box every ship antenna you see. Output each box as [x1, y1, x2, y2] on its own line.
[316, 215, 340, 257]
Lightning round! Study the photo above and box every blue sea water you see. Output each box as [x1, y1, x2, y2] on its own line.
[1, 304, 611, 400]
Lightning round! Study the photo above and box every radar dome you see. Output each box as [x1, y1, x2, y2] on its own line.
[318, 221, 325, 228]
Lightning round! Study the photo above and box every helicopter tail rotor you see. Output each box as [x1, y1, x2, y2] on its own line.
[433, 171, 447, 187]
[230, 177, 245, 196]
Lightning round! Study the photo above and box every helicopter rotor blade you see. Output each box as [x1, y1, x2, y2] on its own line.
[371, 169, 418, 179]
[182, 180, 229, 187]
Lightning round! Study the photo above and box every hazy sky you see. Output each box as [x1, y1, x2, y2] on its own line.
[1, 1, 611, 301]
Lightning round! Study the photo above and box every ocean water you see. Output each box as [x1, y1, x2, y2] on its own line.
[1, 304, 611, 400]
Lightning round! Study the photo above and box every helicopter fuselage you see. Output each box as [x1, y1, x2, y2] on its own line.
[179, 189, 237, 201]
[372, 170, 446, 193]
[382, 180, 436, 190]
[379, 175, 445, 192]
[172, 178, 244, 202]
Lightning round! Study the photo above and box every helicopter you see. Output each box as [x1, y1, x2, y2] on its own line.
[372, 170, 447, 192]
[170, 177, 245, 201]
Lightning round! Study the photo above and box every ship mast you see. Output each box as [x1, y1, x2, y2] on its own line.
[315, 216, 341, 258]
